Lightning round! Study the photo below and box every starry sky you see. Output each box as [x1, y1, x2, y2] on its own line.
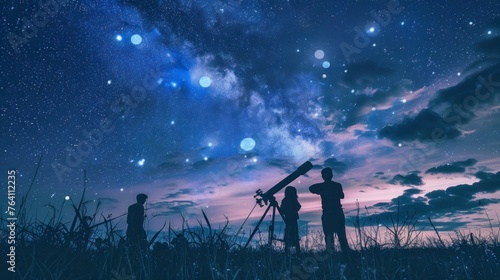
[2, 0, 500, 244]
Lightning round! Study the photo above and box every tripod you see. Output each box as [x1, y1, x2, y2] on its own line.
[244, 194, 284, 248]
[240, 161, 313, 249]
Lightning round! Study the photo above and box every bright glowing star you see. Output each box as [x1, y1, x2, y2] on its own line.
[488, 30, 492, 35]
[372, 43, 376, 47]
[120, 188, 124, 192]
[296, 49, 300, 52]
[371, 107, 376, 111]
[65, 196, 70, 201]
[351, 89, 355, 93]
[253, 158, 258, 162]
[401, 99, 407, 103]
[171, 82, 177, 87]
[457, 72, 461, 76]
[344, 69, 348, 73]
[368, 27, 375, 33]
[398, 143, 402, 147]
[138, 159, 145, 166]
[204, 157, 208, 161]
[401, 22, 405, 26]
[185, 158, 190, 162]
[314, 50, 325, 59]
[116, 35, 122, 41]
[469, 21, 473, 25]
[322, 74, 327, 78]
[199, 76, 212, 88]
[240, 137, 256, 151]
[131, 34, 142, 45]
[208, 142, 213, 147]
[171, 121, 175, 125]
[107, 80, 112, 85]
[322, 61, 330, 68]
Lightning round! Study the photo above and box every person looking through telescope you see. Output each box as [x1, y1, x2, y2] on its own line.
[281, 186, 301, 254]
[309, 168, 350, 258]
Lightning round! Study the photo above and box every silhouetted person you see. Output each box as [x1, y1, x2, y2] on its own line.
[281, 186, 301, 254]
[309, 168, 350, 258]
[127, 193, 148, 248]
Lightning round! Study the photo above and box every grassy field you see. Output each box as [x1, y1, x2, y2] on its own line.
[1, 192, 499, 280]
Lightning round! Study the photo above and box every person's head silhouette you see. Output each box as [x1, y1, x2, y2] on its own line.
[136, 193, 148, 204]
[321, 168, 333, 181]
[285, 186, 297, 198]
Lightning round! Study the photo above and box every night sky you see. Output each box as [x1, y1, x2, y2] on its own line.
[2, 0, 500, 243]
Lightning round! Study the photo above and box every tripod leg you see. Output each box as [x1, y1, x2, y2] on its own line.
[269, 205, 276, 245]
[244, 204, 272, 248]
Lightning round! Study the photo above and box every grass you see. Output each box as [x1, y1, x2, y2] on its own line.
[2, 196, 499, 280]
[1, 166, 499, 279]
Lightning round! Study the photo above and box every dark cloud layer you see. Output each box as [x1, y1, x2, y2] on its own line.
[378, 23, 500, 144]
[425, 158, 477, 174]
[389, 172, 424, 186]
[379, 109, 462, 144]
[323, 157, 348, 174]
[355, 171, 500, 230]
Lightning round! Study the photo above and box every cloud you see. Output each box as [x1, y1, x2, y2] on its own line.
[428, 65, 500, 112]
[426, 165, 464, 174]
[354, 196, 485, 231]
[162, 189, 192, 199]
[454, 158, 479, 167]
[428, 171, 500, 205]
[98, 197, 119, 204]
[149, 200, 198, 213]
[323, 157, 348, 174]
[389, 172, 424, 186]
[425, 158, 478, 174]
[377, 27, 500, 145]
[379, 109, 462, 144]
[357, 170, 500, 230]
[373, 171, 388, 180]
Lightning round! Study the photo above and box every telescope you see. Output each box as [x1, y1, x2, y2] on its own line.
[244, 161, 313, 248]
[254, 161, 313, 207]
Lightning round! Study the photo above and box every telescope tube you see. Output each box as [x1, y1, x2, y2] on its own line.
[261, 161, 313, 203]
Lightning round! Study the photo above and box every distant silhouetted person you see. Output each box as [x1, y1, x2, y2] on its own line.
[127, 193, 148, 248]
[309, 168, 350, 258]
[281, 186, 301, 254]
